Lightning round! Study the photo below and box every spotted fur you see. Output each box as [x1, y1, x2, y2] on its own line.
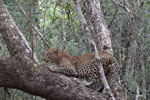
[44, 48, 136, 94]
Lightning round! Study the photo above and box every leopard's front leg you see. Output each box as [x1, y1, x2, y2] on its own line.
[49, 65, 60, 72]
[50, 65, 78, 77]
[82, 80, 95, 86]
[83, 72, 99, 87]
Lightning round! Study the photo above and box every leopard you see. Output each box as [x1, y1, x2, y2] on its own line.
[44, 48, 136, 94]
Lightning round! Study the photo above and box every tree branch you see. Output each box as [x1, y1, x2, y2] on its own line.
[112, 0, 130, 13]
[14, 0, 49, 48]
[0, 57, 107, 100]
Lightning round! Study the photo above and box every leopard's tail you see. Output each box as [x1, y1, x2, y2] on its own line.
[112, 58, 139, 95]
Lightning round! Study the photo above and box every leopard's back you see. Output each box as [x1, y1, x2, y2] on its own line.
[71, 50, 114, 79]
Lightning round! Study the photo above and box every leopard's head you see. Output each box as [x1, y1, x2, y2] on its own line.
[44, 48, 61, 64]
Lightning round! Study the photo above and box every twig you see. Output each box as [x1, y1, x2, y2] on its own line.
[40, 1, 54, 16]
[112, 0, 130, 13]
[52, 3, 58, 22]
[14, 0, 49, 48]
[0, 44, 2, 50]
[108, 9, 118, 28]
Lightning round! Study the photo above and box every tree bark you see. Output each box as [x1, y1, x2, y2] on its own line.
[85, 0, 113, 53]
[0, 0, 108, 99]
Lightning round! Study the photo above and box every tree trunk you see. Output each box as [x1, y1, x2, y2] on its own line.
[85, 0, 113, 53]
[84, 0, 125, 99]
[73, 0, 125, 99]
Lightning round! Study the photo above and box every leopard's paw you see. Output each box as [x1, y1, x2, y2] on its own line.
[82, 80, 93, 87]
[50, 66, 58, 72]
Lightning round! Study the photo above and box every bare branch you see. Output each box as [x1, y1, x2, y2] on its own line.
[14, 0, 49, 48]
[136, 38, 147, 100]
[108, 9, 118, 28]
[112, 0, 131, 13]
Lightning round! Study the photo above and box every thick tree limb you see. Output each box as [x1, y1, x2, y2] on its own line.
[0, 57, 107, 100]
